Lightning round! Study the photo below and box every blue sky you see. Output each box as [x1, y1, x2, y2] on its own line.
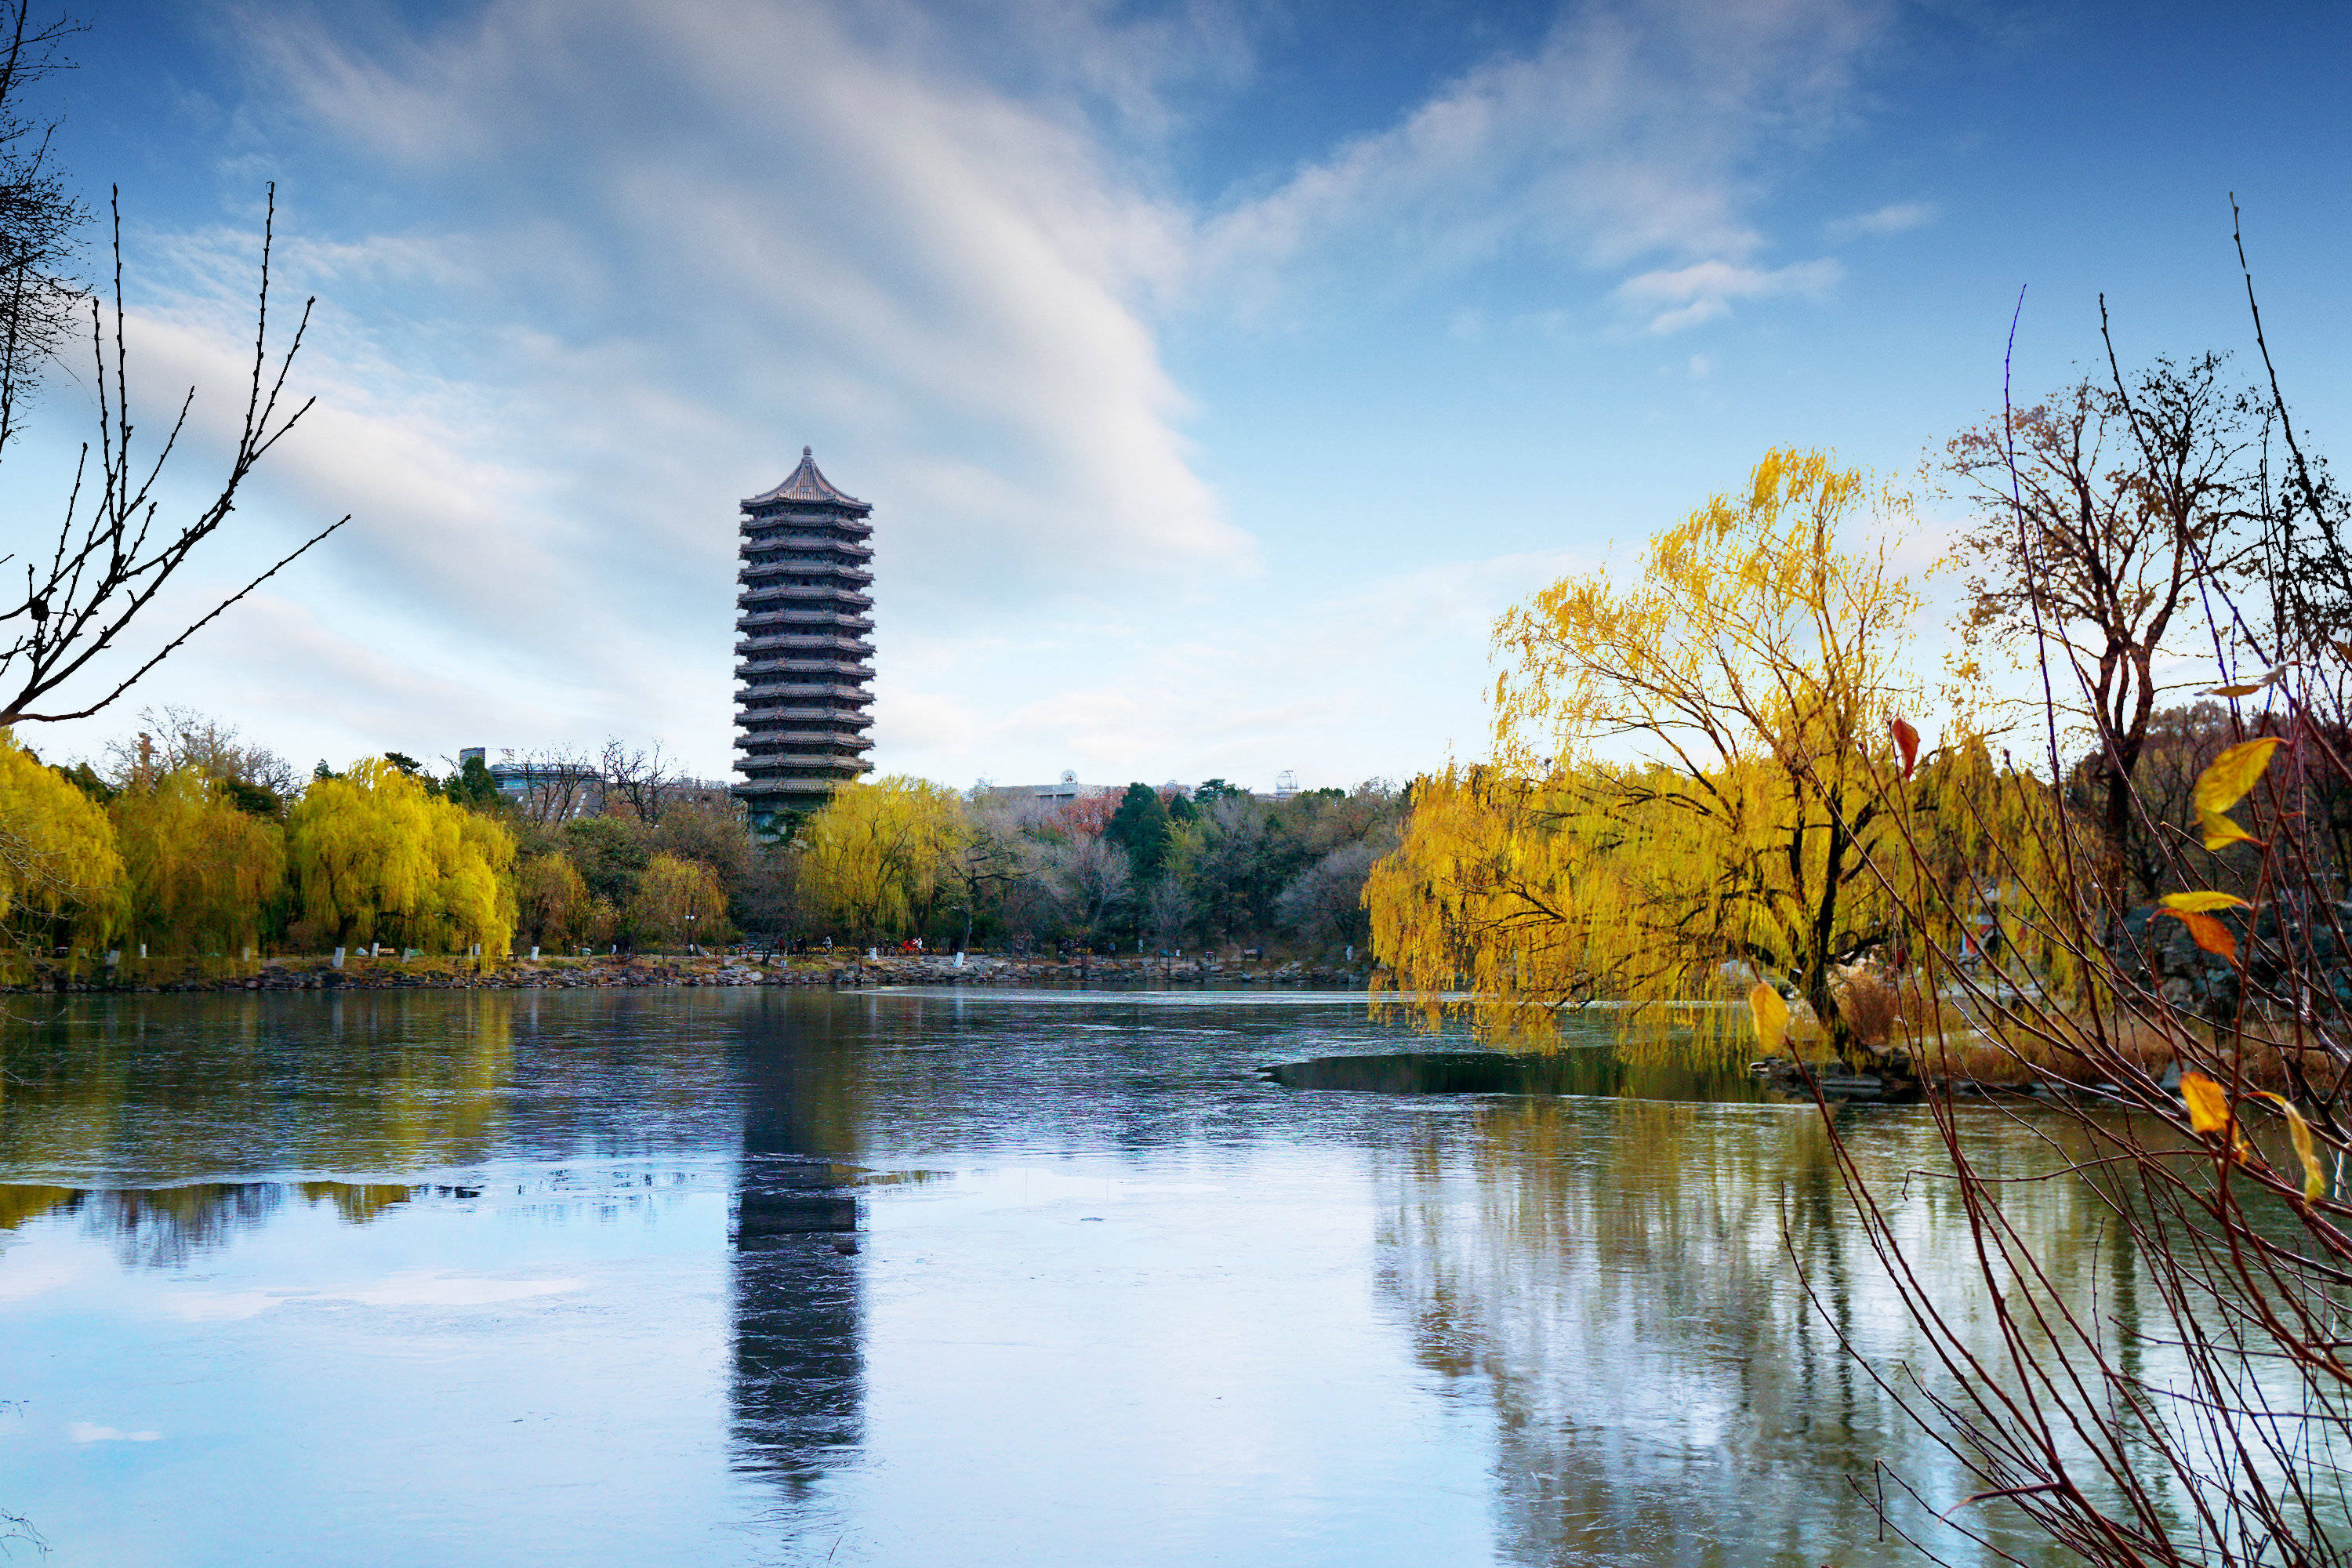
[16, 0, 2350, 789]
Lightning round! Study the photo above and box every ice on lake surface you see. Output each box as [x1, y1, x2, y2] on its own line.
[0, 987, 2103, 1565]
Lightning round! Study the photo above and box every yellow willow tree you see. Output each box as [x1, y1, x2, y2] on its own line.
[423, 808, 517, 956]
[626, 853, 731, 952]
[1370, 448, 2023, 1060]
[109, 768, 285, 956]
[0, 736, 123, 966]
[287, 759, 517, 957]
[514, 852, 591, 950]
[800, 776, 967, 943]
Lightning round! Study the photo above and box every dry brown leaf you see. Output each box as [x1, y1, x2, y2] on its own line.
[1889, 717, 1919, 782]
[2160, 908, 2238, 962]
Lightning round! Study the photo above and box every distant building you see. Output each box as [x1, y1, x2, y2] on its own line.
[456, 749, 739, 823]
[733, 448, 876, 828]
[979, 773, 1329, 814]
[993, 770, 1092, 809]
[487, 753, 604, 820]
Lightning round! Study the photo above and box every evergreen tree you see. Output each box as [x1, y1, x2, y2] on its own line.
[1105, 782, 1173, 882]
[445, 753, 501, 811]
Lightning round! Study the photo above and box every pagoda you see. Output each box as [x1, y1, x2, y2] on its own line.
[732, 447, 874, 826]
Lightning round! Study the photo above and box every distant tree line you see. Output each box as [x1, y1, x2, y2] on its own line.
[788, 775, 1404, 954]
[0, 709, 768, 970]
[0, 705, 1395, 969]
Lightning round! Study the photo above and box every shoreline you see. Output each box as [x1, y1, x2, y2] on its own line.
[9, 951, 1377, 996]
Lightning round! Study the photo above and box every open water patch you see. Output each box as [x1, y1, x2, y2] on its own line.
[1262, 1047, 1781, 1104]
[861, 986, 1405, 1007]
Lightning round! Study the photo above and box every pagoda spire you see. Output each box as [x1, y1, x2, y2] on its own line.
[742, 445, 866, 510]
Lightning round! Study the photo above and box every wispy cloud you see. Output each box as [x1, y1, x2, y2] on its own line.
[45, 0, 1267, 768]
[252, 0, 1246, 589]
[1615, 256, 1842, 332]
[1825, 199, 1936, 242]
[39, 0, 1901, 778]
[69, 1421, 162, 1443]
[1203, 0, 1889, 299]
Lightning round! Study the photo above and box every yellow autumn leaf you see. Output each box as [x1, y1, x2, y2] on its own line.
[2181, 1070, 2232, 1137]
[2193, 737, 2285, 817]
[2201, 684, 2267, 698]
[2260, 1094, 2328, 1202]
[2160, 891, 2249, 913]
[1748, 981, 1788, 1051]
[2199, 807, 2259, 853]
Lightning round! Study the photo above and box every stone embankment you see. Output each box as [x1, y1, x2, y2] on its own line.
[15, 951, 1374, 996]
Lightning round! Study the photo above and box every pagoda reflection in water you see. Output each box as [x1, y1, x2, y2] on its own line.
[728, 1000, 866, 1496]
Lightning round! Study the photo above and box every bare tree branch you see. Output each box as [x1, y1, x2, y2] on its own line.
[0, 183, 347, 728]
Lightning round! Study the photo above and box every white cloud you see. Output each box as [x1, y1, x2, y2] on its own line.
[68, 1421, 162, 1443]
[1203, 0, 1888, 295]
[17, 0, 1272, 771]
[27, 0, 1900, 779]
[1616, 256, 1842, 332]
[1825, 199, 1937, 242]
[242, 0, 1244, 597]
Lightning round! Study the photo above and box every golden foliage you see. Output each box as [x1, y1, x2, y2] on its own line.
[627, 853, 730, 950]
[2259, 1094, 2329, 1202]
[1748, 982, 1788, 1051]
[800, 776, 967, 941]
[2159, 891, 2248, 913]
[515, 852, 592, 949]
[1370, 449, 2050, 1056]
[2180, 1071, 2231, 1137]
[286, 759, 516, 956]
[110, 768, 284, 956]
[2194, 737, 2283, 815]
[0, 733, 124, 953]
[2194, 736, 2281, 850]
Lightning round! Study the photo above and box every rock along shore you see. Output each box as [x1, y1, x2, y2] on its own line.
[13, 951, 1375, 996]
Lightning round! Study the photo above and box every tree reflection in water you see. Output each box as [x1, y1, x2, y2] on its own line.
[0, 993, 522, 1265]
[0, 990, 519, 1180]
[0, 989, 2174, 1563]
[0, 1179, 421, 1265]
[1374, 1092, 2118, 1567]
